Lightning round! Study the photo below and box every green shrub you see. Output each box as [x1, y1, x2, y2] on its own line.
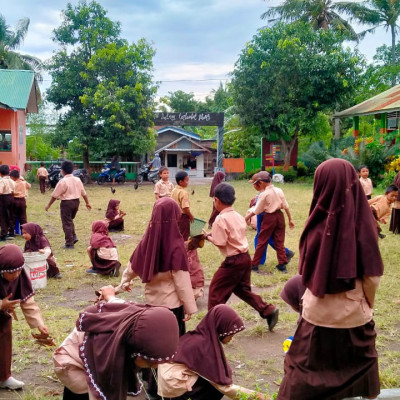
[296, 161, 309, 177]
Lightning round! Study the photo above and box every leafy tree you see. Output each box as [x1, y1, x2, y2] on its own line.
[231, 22, 365, 167]
[262, 0, 358, 40]
[162, 90, 199, 112]
[0, 14, 42, 78]
[336, 0, 400, 85]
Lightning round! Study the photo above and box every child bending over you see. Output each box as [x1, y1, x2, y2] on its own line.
[203, 183, 279, 331]
[154, 166, 174, 200]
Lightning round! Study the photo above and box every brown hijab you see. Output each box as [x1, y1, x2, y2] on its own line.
[394, 171, 400, 201]
[90, 220, 115, 249]
[209, 171, 226, 197]
[173, 304, 245, 386]
[129, 197, 188, 283]
[22, 223, 51, 252]
[106, 199, 120, 220]
[0, 244, 34, 303]
[77, 302, 179, 400]
[299, 159, 384, 297]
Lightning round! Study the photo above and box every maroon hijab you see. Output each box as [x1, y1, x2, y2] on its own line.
[280, 275, 306, 313]
[0, 244, 34, 303]
[22, 223, 51, 252]
[106, 199, 120, 220]
[77, 302, 179, 400]
[394, 171, 400, 201]
[90, 220, 115, 249]
[129, 197, 188, 283]
[173, 304, 245, 386]
[299, 159, 384, 297]
[209, 171, 226, 197]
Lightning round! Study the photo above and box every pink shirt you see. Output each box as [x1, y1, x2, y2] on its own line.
[208, 207, 249, 257]
[13, 177, 31, 198]
[253, 184, 289, 215]
[0, 176, 15, 195]
[368, 195, 392, 223]
[359, 177, 373, 196]
[51, 174, 86, 200]
[37, 167, 49, 178]
[171, 185, 190, 211]
[154, 179, 174, 198]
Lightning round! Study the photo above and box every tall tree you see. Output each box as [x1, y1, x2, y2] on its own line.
[262, 0, 358, 40]
[336, 0, 400, 86]
[0, 14, 42, 78]
[231, 22, 365, 167]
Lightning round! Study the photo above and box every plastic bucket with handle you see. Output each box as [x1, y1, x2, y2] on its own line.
[23, 252, 48, 290]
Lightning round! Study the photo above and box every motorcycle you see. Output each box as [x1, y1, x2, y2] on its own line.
[135, 162, 159, 188]
[97, 164, 126, 185]
[73, 168, 90, 185]
[47, 164, 62, 189]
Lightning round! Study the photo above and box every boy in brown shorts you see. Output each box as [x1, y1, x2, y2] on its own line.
[203, 182, 279, 331]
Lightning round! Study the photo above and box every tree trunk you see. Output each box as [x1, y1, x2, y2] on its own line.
[280, 134, 297, 171]
[82, 146, 90, 171]
[391, 24, 396, 87]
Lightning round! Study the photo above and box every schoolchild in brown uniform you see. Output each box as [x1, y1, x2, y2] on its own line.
[0, 244, 50, 390]
[368, 184, 398, 239]
[245, 171, 294, 273]
[45, 160, 91, 249]
[0, 165, 16, 241]
[10, 169, 30, 230]
[36, 162, 48, 194]
[154, 166, 174, 200]
[105, 199, 126, 232]
[358, 165, 373, 199]
[203, 183, 279, 331]
[171, 170, 194, 241]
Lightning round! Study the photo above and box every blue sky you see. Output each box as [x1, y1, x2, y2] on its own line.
[0, 0, 393, 100]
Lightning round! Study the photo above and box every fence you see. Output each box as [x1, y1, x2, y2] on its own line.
[25, 161, 140, 181]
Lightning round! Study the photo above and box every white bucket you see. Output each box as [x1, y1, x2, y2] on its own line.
[23, 252, 48, 290]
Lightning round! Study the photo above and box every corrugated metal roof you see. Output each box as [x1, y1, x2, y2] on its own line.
[157, 126, 201, 140]
[0, 69, 37, 111]
[335, 84, 400, 118]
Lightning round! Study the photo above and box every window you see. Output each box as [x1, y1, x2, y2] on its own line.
[0, 132, 11, 152]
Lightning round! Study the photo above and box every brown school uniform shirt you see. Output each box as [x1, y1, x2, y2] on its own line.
[208, 207, 249, 258]
[0, 176, 15, 195]
[13, 177, 31, 198]
[154, 179, 174, 198]
[253, 184, 289, 215]
[359, 177, 373, 196]
[171, 185, 190, 211]
[368, 195, 392, 223]
[37, 167, 49, 178]
[51, 174, 86, 200]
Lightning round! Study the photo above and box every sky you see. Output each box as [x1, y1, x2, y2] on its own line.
[0, 0, 393, 101]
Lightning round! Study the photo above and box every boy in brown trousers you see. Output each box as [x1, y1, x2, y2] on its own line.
[0, 165, 16, 241]
[37, 162, 48, 194]
[45, 160, 91, 249]
[203, 182, 279, 331]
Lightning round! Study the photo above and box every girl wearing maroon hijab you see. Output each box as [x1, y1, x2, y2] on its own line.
[86, 220, 121, 276]
[278, 159, 384, 400]
[158, 304, 265, 400]
[0, 244, 49, 390]
[105, 199, 126, 232]
[22, 223, 61, 279]
[54, 292, 179, 400]
[389, 171, 400, 234]
[208, 171, 225, 228]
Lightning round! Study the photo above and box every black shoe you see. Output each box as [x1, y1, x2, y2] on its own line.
[251, 265, 260, 273]
[62, 245, 74, 249]
[286, 250, 295, 263]
[378, 233, 385, 239]
[266, 308, 279, 331]
[86, 268, 99, 274]
[73, 237, 79, 244]
[111, 263, 121, 277]
[276, 264, 288, 273]
[53, 273, 62, 279]
[0, 236, 7, 242]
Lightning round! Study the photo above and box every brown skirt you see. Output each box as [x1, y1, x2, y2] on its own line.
[389, 208, 400, 234]
[277, 318, 380, 400]
[108, 218, 124, 232]
[90, 249, 121, 276]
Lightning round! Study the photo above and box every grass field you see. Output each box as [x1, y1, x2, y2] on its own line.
[4, 179, 400, 399]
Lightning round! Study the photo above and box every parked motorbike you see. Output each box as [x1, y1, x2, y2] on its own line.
[47, 164, 62, 188]
[97, 164, 126, 185]
[135, 162, 159, 187]
[73, 168, 90, 185]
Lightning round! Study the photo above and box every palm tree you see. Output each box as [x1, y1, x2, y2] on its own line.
[261, 0, 358, 40]
[335, 0, 400, 86]
[0, 14, 42, 79]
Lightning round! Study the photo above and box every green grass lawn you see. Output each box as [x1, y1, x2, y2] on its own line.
[6, 179, 400, 399]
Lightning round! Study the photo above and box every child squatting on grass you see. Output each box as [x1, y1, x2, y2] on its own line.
[203, 182, 279, 331]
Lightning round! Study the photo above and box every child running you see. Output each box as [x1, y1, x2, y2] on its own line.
[86, 220, 121, 276]
[105, 199, 126, 232]
[171, 170, 194, 240]
[0, 244, 50, 390]
[154, 166, 174, 200]
[358, 165, 373, 199]
[203, 182, 279, 331]
[368, 184, 399, 238]
[22, 223, 62, 279]
[10, 169, 30, 234]
[158, 304, 266, 400]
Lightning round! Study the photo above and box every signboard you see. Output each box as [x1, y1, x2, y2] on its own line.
[154, 112, 224, 127]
